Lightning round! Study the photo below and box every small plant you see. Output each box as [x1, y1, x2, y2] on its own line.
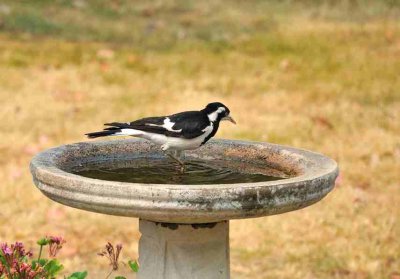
[0, 236, 77, 279]
[97, 242, 139, 279]
[0, 238, 138, 279]
[0, 242, 44, 279]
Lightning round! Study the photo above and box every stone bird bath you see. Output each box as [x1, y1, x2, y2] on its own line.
[30, 139, 338, 279]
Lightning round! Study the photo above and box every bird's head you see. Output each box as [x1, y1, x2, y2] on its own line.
[202, 102, 236, 124]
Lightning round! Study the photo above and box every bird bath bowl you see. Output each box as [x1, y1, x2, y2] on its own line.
[30, 139, 338, 279]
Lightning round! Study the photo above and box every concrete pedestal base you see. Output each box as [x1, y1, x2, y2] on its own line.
[138, 220, 230, 279]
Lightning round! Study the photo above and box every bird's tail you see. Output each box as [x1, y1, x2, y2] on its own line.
[85, 123, 141, 139]
[85, 129, 120, 138]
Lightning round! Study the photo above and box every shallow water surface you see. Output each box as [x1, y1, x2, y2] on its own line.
[73, 159, 287, 185]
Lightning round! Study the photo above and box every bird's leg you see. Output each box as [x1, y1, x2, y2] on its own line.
[175, 150, 185, 173]
[166, 150, 185, 173]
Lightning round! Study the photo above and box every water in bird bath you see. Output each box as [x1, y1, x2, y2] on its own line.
[72, 158, 289, 185]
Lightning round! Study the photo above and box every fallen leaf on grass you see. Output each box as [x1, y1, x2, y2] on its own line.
[311, 116, 334, 130]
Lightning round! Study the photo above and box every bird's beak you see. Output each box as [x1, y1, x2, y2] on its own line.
[222, 115, 236, 124]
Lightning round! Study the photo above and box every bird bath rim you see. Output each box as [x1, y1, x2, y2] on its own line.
[30, 139, 338, 223]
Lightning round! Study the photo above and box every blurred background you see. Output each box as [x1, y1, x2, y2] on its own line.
[0, 0, 399, 278]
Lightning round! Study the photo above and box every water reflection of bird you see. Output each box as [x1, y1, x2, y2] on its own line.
[85, 102, 236, 172]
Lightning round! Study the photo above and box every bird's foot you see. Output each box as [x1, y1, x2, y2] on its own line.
[166, 153, 186, 173]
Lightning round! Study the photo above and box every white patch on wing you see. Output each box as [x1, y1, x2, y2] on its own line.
[207, 107, 225, 122]
[115, 129, 143, 136]
[146, 117, 182, 132]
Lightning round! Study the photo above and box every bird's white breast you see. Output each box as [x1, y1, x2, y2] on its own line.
[164, 123, 214, 150]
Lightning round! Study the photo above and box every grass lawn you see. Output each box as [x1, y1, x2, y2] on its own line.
[0, 1, 399, 278]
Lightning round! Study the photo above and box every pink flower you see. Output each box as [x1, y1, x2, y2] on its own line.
[12, 241, 31, 258]
[2, 245, 12, 256]
[48, 236, 66, 257]
[0, 241, 46, 279]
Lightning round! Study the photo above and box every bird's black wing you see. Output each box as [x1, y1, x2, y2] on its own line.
[104, 111, 210, 139]
[104, 116, 170, 135]
[168, 111, 211, 139]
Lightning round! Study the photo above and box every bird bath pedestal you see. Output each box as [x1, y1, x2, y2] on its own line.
[30, 139, 338, 279]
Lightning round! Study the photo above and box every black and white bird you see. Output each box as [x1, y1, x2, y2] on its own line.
[85, 102, 236, 171]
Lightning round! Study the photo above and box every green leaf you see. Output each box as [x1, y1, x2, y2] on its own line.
[32, 258, 48, 267]
[114, 277, 126, 279]
[44, 259, 64, 276]
[31, 260, 37, 269]
[66, 271, 88, 279]
[0, 255, 7, 267]
[128, 260, 139, 272]
[37, 238, 50, 246]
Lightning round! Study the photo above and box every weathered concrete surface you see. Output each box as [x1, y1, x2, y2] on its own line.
[138, 220, 229, 279]
[30, 139, 338, 223]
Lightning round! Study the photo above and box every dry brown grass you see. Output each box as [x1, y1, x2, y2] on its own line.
[1, 1, 400, 278]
